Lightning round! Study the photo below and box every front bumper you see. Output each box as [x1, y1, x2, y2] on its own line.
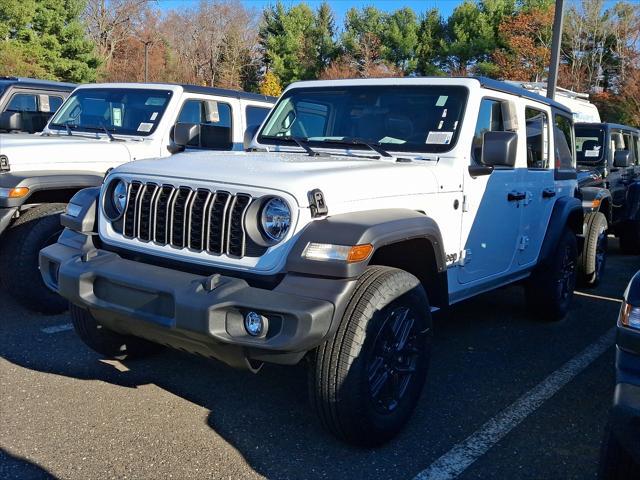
[40, 232, 355, 368]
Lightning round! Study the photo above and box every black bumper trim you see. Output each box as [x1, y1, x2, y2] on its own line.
[40, 240, 355, 366]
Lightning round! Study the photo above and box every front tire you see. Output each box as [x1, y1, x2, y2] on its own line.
[578, 212, 608, 287]
[309, 266, 432, 447]
[70, 304, 163, 360]
[0, 203, 67, 314]
[525, 228, 578, 321]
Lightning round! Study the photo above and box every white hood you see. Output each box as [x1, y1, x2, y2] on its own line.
[0, 133, 132, 173]
[113, 150, 440, 207]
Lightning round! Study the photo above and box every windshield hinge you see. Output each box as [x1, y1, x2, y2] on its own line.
[308, 189, 328, 218]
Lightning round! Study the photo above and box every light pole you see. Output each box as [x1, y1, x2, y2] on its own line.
[547, 0, 565, 100]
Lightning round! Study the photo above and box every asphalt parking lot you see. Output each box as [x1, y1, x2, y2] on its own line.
[1, 239, 639, 480]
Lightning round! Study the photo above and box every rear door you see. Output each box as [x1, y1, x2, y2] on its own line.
[518, 104, 555, 266]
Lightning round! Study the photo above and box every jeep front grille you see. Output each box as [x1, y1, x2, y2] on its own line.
[120, 181, 254, 258]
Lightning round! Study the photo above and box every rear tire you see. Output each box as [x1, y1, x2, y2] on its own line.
[308, 266, 432, 447]
[619, 220, 640, 255]
[598, 422, 640, 479]
[0, 203, 67, 314]
[578, 212, 608, 287]
[70, 303, 163, 360]
[525, 228, 578, 321]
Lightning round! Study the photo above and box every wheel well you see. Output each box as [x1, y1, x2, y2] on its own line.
[567, 208, 584, 235]
[598, 197, 612, 223]
[23, 188, 82, 206]
[369, 238, 447, 309]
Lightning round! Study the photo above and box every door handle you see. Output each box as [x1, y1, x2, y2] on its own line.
[507, 192, 526, 202]
[542, 188, 556, 198]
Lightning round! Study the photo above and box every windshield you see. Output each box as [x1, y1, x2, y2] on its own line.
[49, 88, 173, 136]
[575, 126, 605, 165]
[258, 85, 468, 154]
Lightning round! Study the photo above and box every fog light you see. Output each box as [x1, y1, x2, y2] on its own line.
[244, 311, 265, 336]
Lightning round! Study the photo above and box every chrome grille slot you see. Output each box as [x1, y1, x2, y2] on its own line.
[227, 194, 251, 257]
[170, 187, 193, 248]
[154, 185, 175, 244]
[137, 183, 158, 242]
[123, 181, 142, 238]
[188, 189, 211, 251]
[208, 191, 231, 255]
[118, 181, 256, 258]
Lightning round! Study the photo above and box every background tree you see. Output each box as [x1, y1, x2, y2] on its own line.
[0, 0, 100, 82]
[416, 9, 445, 76]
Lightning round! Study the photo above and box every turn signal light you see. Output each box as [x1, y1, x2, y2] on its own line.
[302, 242, 374, 263]
[0, 187, 30, 198]
[347, 244, 374, 263]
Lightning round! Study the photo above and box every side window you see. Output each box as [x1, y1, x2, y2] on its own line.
[48, 96, 64, 112]
[472, 98, 505, 163]
[176, 99, 233, 150]
[245, 105, 270, 128]
[177, 99, 231, 128]
[525, 107, 549, 169]
[553, 114, 575, 170]
[5, 93, 37, 112]
[635, 135, 640, 165]
[622, 132, 636, 163]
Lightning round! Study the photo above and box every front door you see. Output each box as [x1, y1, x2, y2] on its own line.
[458, 97, 522, 284]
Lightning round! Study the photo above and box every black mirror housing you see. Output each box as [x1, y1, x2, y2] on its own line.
[613, 150, 631, 168]
[244, 124, 260, 150]
[0, 111, 23, 132]
[481, 131, 518, 168]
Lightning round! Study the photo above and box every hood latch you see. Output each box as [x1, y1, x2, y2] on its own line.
[308, 189, 328, 218]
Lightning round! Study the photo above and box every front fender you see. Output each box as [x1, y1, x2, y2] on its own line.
[286, 209, 446, 278]
[580, 186, 612, 218]
[538, 196, 583, 266]
[0, 171, 104, 208]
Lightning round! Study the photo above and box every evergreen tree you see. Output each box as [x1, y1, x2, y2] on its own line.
[416, 9, 445, 76]
[0, 0, 100, 82]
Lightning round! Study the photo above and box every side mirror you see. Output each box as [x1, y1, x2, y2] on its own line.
[613, 150, 631, 168]
[481, 131, 518, 167]
[0, 111, 23, 132]
[244, 124, 260, 150]
[200, 124, 232, 150]
[172, 122, 200, 148]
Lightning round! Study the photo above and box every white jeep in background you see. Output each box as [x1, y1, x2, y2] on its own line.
[0, 83, 275, 312]
[41, 77, 583, 446]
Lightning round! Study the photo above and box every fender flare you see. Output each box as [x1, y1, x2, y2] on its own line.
[286, 209, 446, 279]
[538, 196, 583, 266]
[0, 171, 104, 208]
[60, 187, 101, 233]
[579, 186, 612, 220]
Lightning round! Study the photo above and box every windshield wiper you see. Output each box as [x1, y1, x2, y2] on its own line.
[100, 122, 115, 141]
[317, 137, 392, 158]
[64, 123, 72, 136]
[267, 135, 329, 157]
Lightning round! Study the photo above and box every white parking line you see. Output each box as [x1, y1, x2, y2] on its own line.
[40, 323, 73, 334]
[574, 291, 623, 303]
[413, 327, 616, 480]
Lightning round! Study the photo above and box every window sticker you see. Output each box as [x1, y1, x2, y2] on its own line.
[112, 108, 122, 127]
[150, 112, 158, 121]
[137, 122, 153, 132]
[145, 97, 167, 106]
[442, 108, 448, 118]
[437, 120, 444, 130]
[584, 149, 600, 157]
[379, 136, 406, 144]
[436, 95, 448, 107]
[426, 131, 453, 144]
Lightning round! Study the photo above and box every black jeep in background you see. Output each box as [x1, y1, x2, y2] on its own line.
[575, 123, 640, 286]
[0, 77, 76, 134]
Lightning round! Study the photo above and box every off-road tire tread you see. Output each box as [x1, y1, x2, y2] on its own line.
[309, 266, 428, 445]
[578, 211, 607, 287]
[0, 203, 67, 314]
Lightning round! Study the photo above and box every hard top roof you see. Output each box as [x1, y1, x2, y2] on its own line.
[0, 76, 76, 90]
[285, 76, 573, 115]
[575, 122, 640, 134]
[73, 82, 276, 103]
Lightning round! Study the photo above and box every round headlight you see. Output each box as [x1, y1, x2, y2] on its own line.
[112, 180, 128, 215]
[260, 197, 291, 242]
[103, 179, 128, 220]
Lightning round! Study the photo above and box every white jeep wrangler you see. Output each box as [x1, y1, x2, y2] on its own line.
[40, 77, 583, 446]
[0, 83, 274, 312]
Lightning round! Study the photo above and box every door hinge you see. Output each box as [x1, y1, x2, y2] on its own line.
[518, 235, 530, 251]
[460, 248, 472, 265]
[308, 189, 328, 218]
[462, 195, 469, 212]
